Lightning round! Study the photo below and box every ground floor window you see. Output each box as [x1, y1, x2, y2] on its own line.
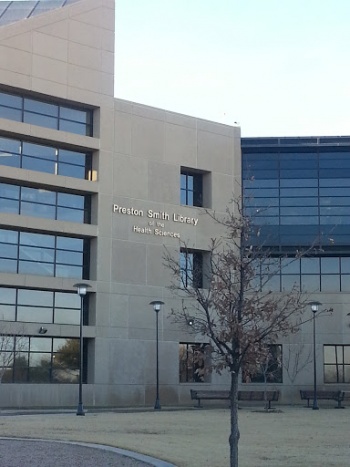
[0, 336, 84, 384]
[242, 344, 283, 383]
[324, 345, 350, 383]
[179, 343, 210, 383]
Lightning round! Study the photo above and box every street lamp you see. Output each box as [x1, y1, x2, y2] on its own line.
[309, 301, 322, 411]
[149, 300, 164, 410]
[74, 282, 91, 416]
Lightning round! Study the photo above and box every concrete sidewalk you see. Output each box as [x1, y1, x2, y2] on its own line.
[0, 406, 349, 466]
[0, 438, 175, 467]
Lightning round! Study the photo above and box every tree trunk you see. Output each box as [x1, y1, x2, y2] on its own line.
[229, 371, 240, 467]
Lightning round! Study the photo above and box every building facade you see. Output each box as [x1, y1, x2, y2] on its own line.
[0, 0, 348, 409]
[242, 136, 350, 402]
[0, 0, 240, 407]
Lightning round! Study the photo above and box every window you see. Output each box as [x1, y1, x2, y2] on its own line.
[0, 136, 92, 180]
[242, 345, 283, 383]
[324, 345, 350, 383]
[0, 229, 89, 279]
[0, 287, 86, 325]
[179, 343, 210, 383]
[180, 249, 203, 288]
[0, 336, 83, 383]
[0, 182, 91, 223]
[181, 170, 203, 207]
[0, 90, 93, 136]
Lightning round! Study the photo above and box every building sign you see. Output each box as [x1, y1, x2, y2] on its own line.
[112, 204, 199, 239]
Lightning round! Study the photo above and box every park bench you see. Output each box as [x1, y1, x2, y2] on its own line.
[190, 389, 279, 409]
[190, 389, 230, 407]
[238, 390, 279, 409]
[299, 389, 344, 408]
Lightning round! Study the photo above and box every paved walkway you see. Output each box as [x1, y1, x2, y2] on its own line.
[0, 437, 175, 467]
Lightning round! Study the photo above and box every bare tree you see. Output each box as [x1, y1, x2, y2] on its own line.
[283, 342, 313, 385]
[164, 200, 318, 467]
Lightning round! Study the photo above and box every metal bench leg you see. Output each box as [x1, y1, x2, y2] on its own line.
[335, 399, 345, 409]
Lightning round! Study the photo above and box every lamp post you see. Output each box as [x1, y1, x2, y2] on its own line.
[309, 301, 322, 411]
[74, 282, 91, 416]
[149, 300, 164, 410]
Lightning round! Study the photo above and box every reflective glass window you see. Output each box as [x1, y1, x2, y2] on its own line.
[19, 261, 54, 276]
[321, 257, 339, 274]
[341, 258, 350, 273]
[24, 99, 58, 117]
[0, 183, 88, 224]
[0, 229, 88, 279]
[18, 289, 53, 306]
[24, 112, 57, 129]
[324, 345, 350, 384]
[0, 91, 22, 108]
[60, 107, 89, 123]
[321, 275, 340, 292]
[0, 287, 84, 325]
[180, 171, 203, 207]
[0, 90, 92, 136]
[17, 306, 53, 323]
[59, 120, 87, 135]
[301, 275, 320, 292]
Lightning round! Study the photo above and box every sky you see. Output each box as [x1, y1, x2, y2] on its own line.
[114, 0, 350, 137]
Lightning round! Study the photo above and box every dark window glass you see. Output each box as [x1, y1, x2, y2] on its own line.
[17, 306, 53, 323]
[21, 202, 55, 219]
[242, 345, 283, 383]
[180, 249, 203, 288]
[324, 345, 350, 383]
[179, 343, 210, 383]
[0, 229, 88, 279]
[0, 107, 22, 121]
[58, 149, 86, 166]
[60, 107, 89, 123]
[59, 120, 88, 136]
[24, 99, 58, 117]
[0, 137, 91, 180]
[22, 156, 56, 174]
[0, 90, 92, 136]
[22, 142, 56, 160]
[0, 182, 88, 224]
[24, 112, 58, 129]
[57, 193, 84, 209]
[0, 199, 19, 214]
[0, 91, 22, 108]
[58, 163, 86, 179]
[0, 287, 84, 326]
[181, 170, 203, 207]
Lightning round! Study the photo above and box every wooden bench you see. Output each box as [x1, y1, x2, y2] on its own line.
[190, 389, 230, 408]
[238, 390, 279, 409]
[300, 390, 344, 408]
[190, 389, 279, 409]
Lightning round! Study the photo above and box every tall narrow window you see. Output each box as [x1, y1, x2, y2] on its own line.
[179, 343, 210, 383]
[242, 344, 283, 383]
[324, 345, 350, 383]
[181, 170, 203, 207]
[180, 249, 203, 288]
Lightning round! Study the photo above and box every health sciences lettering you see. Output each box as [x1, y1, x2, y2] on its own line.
[133, 226, 180, 238]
